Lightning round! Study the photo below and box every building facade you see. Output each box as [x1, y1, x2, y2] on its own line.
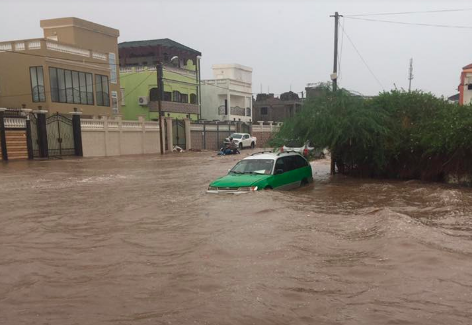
[201, 64, 253, 123]
[459, 63, 472, 105]
[118, 39, 201, 121]
[252, 92, 302, 123]
[0, 17, 121, 117]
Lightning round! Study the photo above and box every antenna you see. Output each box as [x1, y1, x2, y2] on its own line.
[408, 58, 414, 92]
[260, 83, 262, 94]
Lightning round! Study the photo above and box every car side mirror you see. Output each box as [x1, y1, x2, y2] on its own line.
[275, 169, 284, 175]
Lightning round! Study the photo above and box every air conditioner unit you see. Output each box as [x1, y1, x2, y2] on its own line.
[138, 96, 149, 106]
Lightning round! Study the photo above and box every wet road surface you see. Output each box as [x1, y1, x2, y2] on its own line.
[1, 150, 472, 324]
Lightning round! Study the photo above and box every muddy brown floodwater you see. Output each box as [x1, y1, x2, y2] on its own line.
[1, 150, 472, 325]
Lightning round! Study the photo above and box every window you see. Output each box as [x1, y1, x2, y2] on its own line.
[181, 94, 188, 103]
[468, 84, 472, 90]
[293, 155, 308, 169]
[49, 67, 93, 105]
[111, 91, 118, 114]
[261, 107, 268, 115]
[190, 93, 197, 104]
[79, 72, 87, 104]
[65, 70, 73, 103]
[30, 66, 45, 102]
[275, 157, 297, 173]
[246, 107, 251, 116]
[149, 88, 159, 101]
[72, 71, 80, 104]
[172, 91, 181, 102]
[164, 92, 172, 101]
[109, 53, 117, 84]
[230, 159, 274, 175]
[96, 75, 110, 106]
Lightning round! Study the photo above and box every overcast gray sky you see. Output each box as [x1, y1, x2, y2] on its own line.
[1, 0, 471, 97]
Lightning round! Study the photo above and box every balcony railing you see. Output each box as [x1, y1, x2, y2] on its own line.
[218, 106, 251, 117]
[0, 39, 107, 61]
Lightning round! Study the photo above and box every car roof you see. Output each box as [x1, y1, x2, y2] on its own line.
[244, 151, 302, 160]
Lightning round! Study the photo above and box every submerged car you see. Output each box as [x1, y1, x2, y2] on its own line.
[282, 140, 325, 159]
[207, 151, 313, 194]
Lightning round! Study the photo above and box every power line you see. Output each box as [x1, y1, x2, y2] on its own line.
[345, 8, 472, 17]
[124, 73, 153, 97]
[344, 16, 472, 29]
[339, 22, 385, 91]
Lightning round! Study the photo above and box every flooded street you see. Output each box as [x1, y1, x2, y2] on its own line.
[1, 150, 472, 325]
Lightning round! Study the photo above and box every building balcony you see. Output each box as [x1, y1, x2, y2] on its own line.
[119, 65, 196, 78]
[0, 38, 108, 63]
[218, 105, 252, 117]
[202, 79, 252, 94]
[148, 101, 199, 115]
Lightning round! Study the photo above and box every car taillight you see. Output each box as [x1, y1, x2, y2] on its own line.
[303, 148, 309, 156]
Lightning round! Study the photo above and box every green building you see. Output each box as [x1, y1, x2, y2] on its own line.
[118, 39, 201, 121]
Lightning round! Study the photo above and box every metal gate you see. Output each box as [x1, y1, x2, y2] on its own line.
[172, 119, 186, 149]
[46, 113, 75, 157]
[240, 122, 250, 134]
[29, 113, 40, 158]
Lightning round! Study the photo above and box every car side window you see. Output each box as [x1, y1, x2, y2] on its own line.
[275, 158, 285, 173]
[244, 135, 249, 139]
[282, 156, 296, 172]
[293, 155, 308, 169]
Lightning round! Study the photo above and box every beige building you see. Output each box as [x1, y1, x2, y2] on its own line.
[0, 17, 121, 117]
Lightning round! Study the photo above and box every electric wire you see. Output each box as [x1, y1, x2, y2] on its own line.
[339, 22, 385, 91]
[344, 16, 472, 29]
[345, 8, 472, 17]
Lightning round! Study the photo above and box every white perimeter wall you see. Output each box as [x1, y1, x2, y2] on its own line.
[81, 118, 162, 157]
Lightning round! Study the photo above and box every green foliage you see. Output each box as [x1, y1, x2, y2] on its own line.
[270, 85, 472, 180]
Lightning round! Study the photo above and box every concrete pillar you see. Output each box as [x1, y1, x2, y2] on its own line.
[0, 108, 7, 161]
[102, 116, 109, 156]
[69, 111, 83, 157]
[268, 121, 273, 132]
[116, 115, 123, 155]
[138, 116, 145, 154]
[33, 109, 49, 158]
[165, 117, 173, 151]
[184, 118, 191, 150]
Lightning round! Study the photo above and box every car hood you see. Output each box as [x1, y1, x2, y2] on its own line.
[210, 173, 270, 187]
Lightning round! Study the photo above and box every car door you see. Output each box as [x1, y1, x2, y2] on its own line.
[242, 134, 250, 147]
[292, 155, 312, 183]
[271, 156, 299, 189]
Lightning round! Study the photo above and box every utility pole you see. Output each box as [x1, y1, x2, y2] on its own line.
[330, 11, 342, 92]
[157, 62, 164, 154]
[329, 11, 342, 175]
[408, 58, 414, 92]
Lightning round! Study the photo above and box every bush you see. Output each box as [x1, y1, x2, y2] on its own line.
[270, 85, 472, 181]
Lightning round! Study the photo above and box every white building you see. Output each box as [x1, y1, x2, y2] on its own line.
[201, 64, 253, 122]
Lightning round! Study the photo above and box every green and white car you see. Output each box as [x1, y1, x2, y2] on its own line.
[207, 151, 313, 194]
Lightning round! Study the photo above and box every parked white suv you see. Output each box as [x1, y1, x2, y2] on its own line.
[230, 133, 257, 149]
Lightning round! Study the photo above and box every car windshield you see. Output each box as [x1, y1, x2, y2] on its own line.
[230, 159, 274, 175]
[230, 133, 243, 139]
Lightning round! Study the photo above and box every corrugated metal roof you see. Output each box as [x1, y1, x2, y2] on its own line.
[118, 38, 201, 55]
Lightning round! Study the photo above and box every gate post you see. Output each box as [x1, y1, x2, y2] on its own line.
[165, 117, 173, 151]
[71, 111, 83, 157]
[34, 109, 49, 158]
[203, 121, 206, 150]
[23, 109, 33, 160]
[0, 108, 7, 161]
[184, 118, 191, 150]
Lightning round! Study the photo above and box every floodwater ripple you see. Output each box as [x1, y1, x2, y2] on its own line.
[1, 152, 472, 324]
